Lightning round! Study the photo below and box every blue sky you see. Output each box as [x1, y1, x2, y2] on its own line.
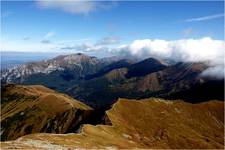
[1, 1, 224, 54]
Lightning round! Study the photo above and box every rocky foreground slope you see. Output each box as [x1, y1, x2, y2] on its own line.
[1, 98, 224, 149]
[1, 84, 92, 141]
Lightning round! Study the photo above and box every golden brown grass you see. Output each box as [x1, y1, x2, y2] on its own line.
[1, 97, 224, 149]
[1, 84, 92, 141]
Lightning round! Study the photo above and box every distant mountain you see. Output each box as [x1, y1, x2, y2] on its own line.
[1, 53, 224, 108]
[85, 59, 134, 80]
[1, 98, 224, 149]
[125, 57, 168, 78]
[1, 84, 92, 141]
[1, 52, 60, 69]
[67, 60, 223, 108]
[1, 53, 102, 82]
[1, 53, 121, 91]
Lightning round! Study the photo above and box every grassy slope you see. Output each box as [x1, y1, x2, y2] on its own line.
[1, 84, 92, 141]
[1, 98, 224, 149]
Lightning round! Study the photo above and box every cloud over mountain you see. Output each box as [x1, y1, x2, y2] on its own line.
[110, 37, 224, 78]
[58, 37, 224, 78]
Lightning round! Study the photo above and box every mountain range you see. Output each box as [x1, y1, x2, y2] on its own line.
[1, 53, 224, 108]
[1, 53, 224, 148]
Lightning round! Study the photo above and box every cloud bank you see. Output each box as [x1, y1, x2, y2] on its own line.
[2, 35, 224, 78]
[57, 37, 224, 78]
[110, 37, 224, 78]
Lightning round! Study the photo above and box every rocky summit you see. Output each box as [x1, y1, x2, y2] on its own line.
[1, 98, 224, 149]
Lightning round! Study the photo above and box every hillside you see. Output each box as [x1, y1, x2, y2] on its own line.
[1, 84, 92, 141]
[125, 57, 168, 78]
[67, 62, 224, 108]
[1, 98, 223, 149]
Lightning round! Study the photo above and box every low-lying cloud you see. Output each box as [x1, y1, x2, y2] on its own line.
[110, 37, 224, 78]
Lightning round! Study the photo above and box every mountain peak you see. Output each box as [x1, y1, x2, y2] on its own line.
[126, 57, 168, 78]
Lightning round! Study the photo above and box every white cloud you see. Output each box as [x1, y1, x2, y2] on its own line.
[2, 36, 224, 78]
[60, 42, 109, 52]
[201, 65, 224, 79]
[36, 0, 115, 15]
[61, 43, 92, 51]
[185, 13, 224, 22]
[44, 31, 55, 39]
[111, 37, 225, 78]
[96, 36, 121, 45]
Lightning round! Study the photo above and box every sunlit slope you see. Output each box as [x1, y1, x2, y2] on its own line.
[1, 98, 223, 149]
[1, 84, 92, 141]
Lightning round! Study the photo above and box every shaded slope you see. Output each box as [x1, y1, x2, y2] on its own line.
[85, 59, 134, 80]
[1, 98, 224, 149]
[1, 84, 92, 141]
[125, 57, 168, 78]
[165, 78, 224, 102]
[67, 62, 223, 108]
[66, 68, 129, 108]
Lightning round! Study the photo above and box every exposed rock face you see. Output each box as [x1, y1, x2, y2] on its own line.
[0, 54, 115, 92]
[1, 98, 224, 149]
[1, 54, 100, 82]
[1, 84, 92, 141]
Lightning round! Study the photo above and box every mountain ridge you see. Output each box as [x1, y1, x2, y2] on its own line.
[1, 98, 223, 149]
[1, 53, 224, 109]
[1, 84, 93, 141]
